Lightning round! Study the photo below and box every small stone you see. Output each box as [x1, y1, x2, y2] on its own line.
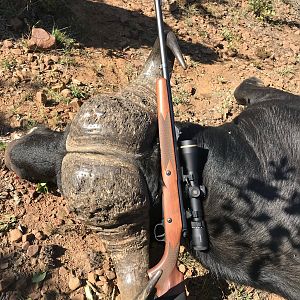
[39, 63, 45, 71]
[183, 83, 196, 96]
[28, 188, 38, 199]
[15, 70, 23, 80]
[30, 257, 37, 266]
[52, 64, 64, 72]
[50, 55, 59, 63]
[71, 294, 85, 300]
[58, 266, 68, 277]
[43, 55, 50, 65]
[26, 245, 40, 257]
[179, 245, 185, 254]
[34, 231, 45, 240]
[43, 223, 55, 236]
[9, 229, 23, 242]
[11, 48, 22, 55]
[212, 110, 223, 120]
[68, 275, 81, 291]
[69, 99, 83, 111]
[87, 272, 97, 284]
[52, 83, 65, 92]
[22, 241, 30, 251]
[71, 78, 82, 85]
[36, 92, 47, 106]
[95, 280, 105, 287]
[28, 291, 40, 300]
[0, 262, 9, 269]
[102, 282, 111, 294]
[28, 28, 56, 50]
[102, 261, 110, 273]
[61, 88, 71, 98]
[105, 270, 116, 280]
[178, 264, 186, 274]
[3, 40, 13, 49]
[95, 269, 105, 276]
[98, 275, 107, 283]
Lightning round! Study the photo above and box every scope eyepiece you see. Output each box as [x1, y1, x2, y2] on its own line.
[191, 221, 209, 251]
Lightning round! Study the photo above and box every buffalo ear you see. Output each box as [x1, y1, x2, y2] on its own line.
[234, 77, 265, 105]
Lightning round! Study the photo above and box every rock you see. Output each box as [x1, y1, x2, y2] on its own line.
[58, 266, 68, 277]
[28, 28, 56, 50]
[69, 99, 83, 111]
[68, 275, 81, 291]
[183, 83, 196, 96]
[30, 257, 37, 266]
[21, 69, 31, 80]
[14, 70, 23, 80]
[28, 291, 40, 300]
[98, 275, 107, 283]
[52, 83, 65, 92]
[34, 231, 45, 240]
[105, 270, 116, 280]
[71, 78, 82, 85]
[9, 229, 23, 242]
[61, 88, 71, 98]
[21, 241, 30, 251]
[39, 63, 45, 71]
[50, 55, 59, 63]
[11, 48, 22, 55]
[43, 55, 51, 65]
[102, 261, 110, 273]
[178, 264, 186, 274]
[3, 40, 13, 49]
[26, 245, 40, 257]
[87, 272, 97, 284]
[0, 262, 9, 270]
[102, 282, 111, 294]
[71, 294, 85, 300]
[36, 92, 47, 106]
[95, 269, 105, 276]
[52, 64, 64, 72]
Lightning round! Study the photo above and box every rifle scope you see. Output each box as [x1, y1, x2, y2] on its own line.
[179, 140, 209, 251]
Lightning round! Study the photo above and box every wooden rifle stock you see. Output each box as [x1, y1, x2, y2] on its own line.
[147, 78, 185, 298]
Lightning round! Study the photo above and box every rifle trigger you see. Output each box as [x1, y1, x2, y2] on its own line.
[154, 222, 165, 242]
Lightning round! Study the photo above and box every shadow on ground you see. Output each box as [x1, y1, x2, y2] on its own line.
[0, 0, 219, 64]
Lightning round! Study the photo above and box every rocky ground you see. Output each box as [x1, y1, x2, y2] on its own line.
[0, 0, 299, 299]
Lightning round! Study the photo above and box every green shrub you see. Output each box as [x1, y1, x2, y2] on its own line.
[248, 0, 275, 20]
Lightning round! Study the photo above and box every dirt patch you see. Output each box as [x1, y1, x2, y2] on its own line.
[0, 0, 299, 299]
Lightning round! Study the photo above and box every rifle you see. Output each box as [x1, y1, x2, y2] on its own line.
[146, 0, 188, 298]
[139, 1, 209, 298]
